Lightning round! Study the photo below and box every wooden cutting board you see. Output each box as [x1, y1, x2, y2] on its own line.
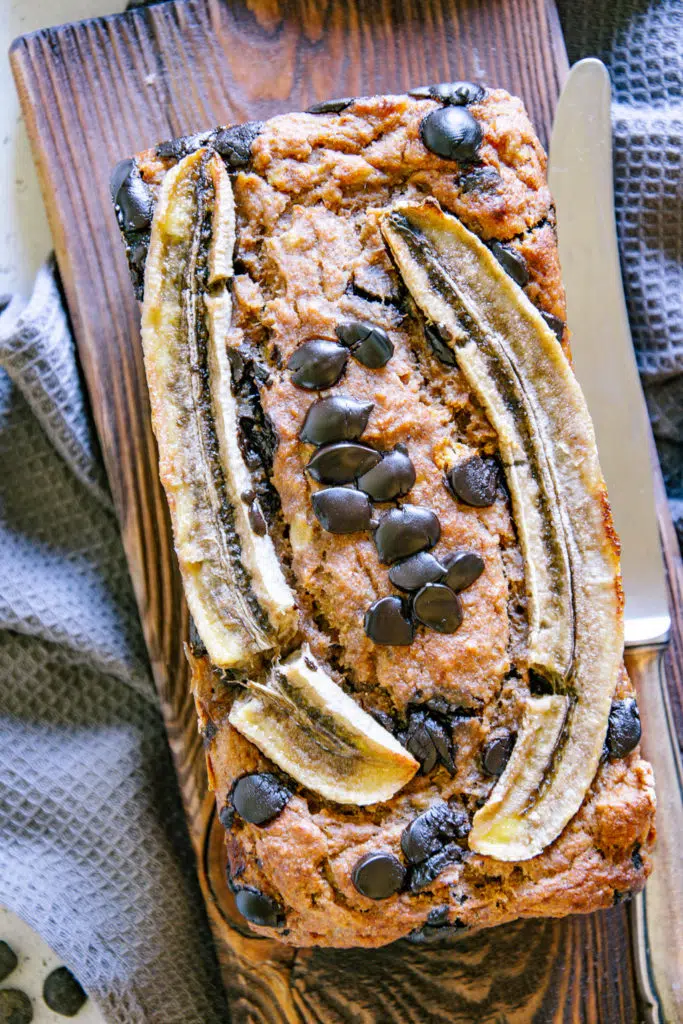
[10, 1, 683, 1020]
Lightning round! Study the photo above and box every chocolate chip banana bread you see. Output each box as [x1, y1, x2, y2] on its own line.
[113, 83, 656, 947]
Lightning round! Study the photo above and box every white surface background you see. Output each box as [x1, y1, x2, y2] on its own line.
[2, 3, 122, 1019]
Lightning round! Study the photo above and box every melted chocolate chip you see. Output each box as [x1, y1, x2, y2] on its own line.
[410, 81, 485, 106]
[447, 455, 499, 507]
[306, 442, 381, 485]
[111, 160, 153, 231]
[357, 445, 416, 501]
[352, 852, 406, 899]
[307, 97, 354, 114]
[406, 906, 469, 945]
[409, 842, 464, 892]
[43, 968, 88, 1017]
[234, 887, 284, 928]
[632, 845, 644, 871]
[311, 487, 373, 533]
[373, 504, 441, 564]
[300, 396, 374, 445]
[287, 339, 348, 390]
[0, 990, 32, 1024]
[0, 941, 18, 982]
[213, 121, 263, 167]
[364, 596, 415, 646]
[606, 699, 641, 760]
[424, 323, 456, 365]
[489, 241, 530, 287]
[541, 310, 566, 342]
[248, 499, 268, 536]
[398, 709, 455, 775]
[442, 550, 485, 591]
[459, 165, 503, 195]
[110, 158, 135, 202]
[335, 321, 394, 368]
[231, 773, 291, 825]
[482, 730, 515, 776]
[156, 131, 213, 160]
[218, 804, 235, 830]
[401, 801, 470, 864]
[389, 551, 445, 591]
[420, 106, 483, 162]
[413, 583, 463, 633]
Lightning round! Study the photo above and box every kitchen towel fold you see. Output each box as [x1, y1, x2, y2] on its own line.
[0, 1, 680, 1023]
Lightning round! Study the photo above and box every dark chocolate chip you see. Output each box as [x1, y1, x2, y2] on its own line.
[43, 967, 88, 1017]
[300, 396, 374, 445]
[110, 158, 135, 202]
[389, 551, 445, 591]
[112, 161, 153, 232]
[370, 708, 396, 733]
[231, 773, 291, 825]
[424, 322, 456, 365]
[410, 81, 486, 105]
[613, 889, 633, 905]
[447, 455, 498, 507]
[203, 718, 218, 746]
[541, 310, 566, 342]
[155, 131, 213, 160]
[0, 941, 18, 982]
[364, 596, 415, 646]
[632, 845, 644, 871]
[489, 241, 530, 287]
[606, 699, 641, 760]
[188, 616, 207, 657]
[218, 804, 235, 830]
[248, 499, 268, 536]
[442, 550, 485, 592]
[529, 668, 555, 696]
[406, 907, 469, 945]
[420, 106, 483, 162]
[398, 710, 455, 775]
[0, 989, 33, 1024]
[410, 842, 464, 892]
[227, 346, 247, 386]
[482, 730, 515, 776]
[335, 322, 394, 368]
[413, 583, 463, 633]
[213, 121, 263, 167]
[307, 97, 354, 114]
[373, 504, 441, 564]
[306, 442, 381, 485]
[287, 339, 348, 390]
[459, 165, 503, 194]
[352, 852, 406, 899]
[234, 887, 284, 928]
[357, 445, 416, 501]
[401, 801, 470, 864]
[311, 487, 373, 533]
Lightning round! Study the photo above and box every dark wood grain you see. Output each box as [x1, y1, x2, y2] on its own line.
[10, 1, 681, 1020]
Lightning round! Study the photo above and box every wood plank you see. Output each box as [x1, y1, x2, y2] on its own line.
[10, 1, 678, 1019]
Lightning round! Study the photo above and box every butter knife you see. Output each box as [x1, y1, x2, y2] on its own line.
[549, 57, 683, 1024]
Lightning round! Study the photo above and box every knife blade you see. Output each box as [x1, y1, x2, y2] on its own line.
[549, 58, 683, 1024]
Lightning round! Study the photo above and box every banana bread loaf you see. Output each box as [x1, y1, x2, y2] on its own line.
[112, 83, 656, 947]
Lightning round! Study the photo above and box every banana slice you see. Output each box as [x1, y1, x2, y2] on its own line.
[142, 149, 297, 669]
[381, 200, 623, 860]
[229, 646, 419, 805]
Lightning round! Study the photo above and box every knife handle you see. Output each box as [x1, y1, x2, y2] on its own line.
[624, 645, 683, 1024]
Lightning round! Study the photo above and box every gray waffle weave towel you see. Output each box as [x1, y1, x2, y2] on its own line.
[0, 2, 680, 1022]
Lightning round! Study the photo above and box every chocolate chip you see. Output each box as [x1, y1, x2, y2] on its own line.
[287, 339, 348, 390]
[424, 323, 456, 365]
[357, 445, 416, 501]
[420, 106, 483, 162]
[489, 241, 530, 287]
[0, 989, 32, 1023]
[541, 310, 566, 342]
[447, 455, 498, 507]
[335, 321, 394, 368]
[248, 499, 267, 536]
[227, 346, 247, 386]
[307, 97, 354, 114]
[482, 730, 515, 776]
[300, 396, 374, 445]
[111, 160, 153, 231]
[459, 165, 503, 194]
[231, 773, 291, 825]
[203, 718, 218, 746]
[364, 596, 415, 646]
[410, 842, 464, 891]
[218, 804, 235, 830]
[632, 844, 644, 871]
[213, 121, 263, 167]
[306, 442, 381, 485]
[406, 907, 469, 944]
[606, 699, 641, 760]
[234, 887, 284, 928]
[312, 487, 373, 533]
[0, 941, 18, 982]
[413, 583, 463, 633]
[351, 852, 406, 899]
[613, 889, 633, 905]
[398, 710, 455, 774]
[389, 551, 445, 591]
[43, 967, 87, 1017]
[156, 131, 212, 159]
[410, 81, 485, 105]
[442, 550, 485, 591]
[373, 504, 441, 564]
[401, 801, 470, 864]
